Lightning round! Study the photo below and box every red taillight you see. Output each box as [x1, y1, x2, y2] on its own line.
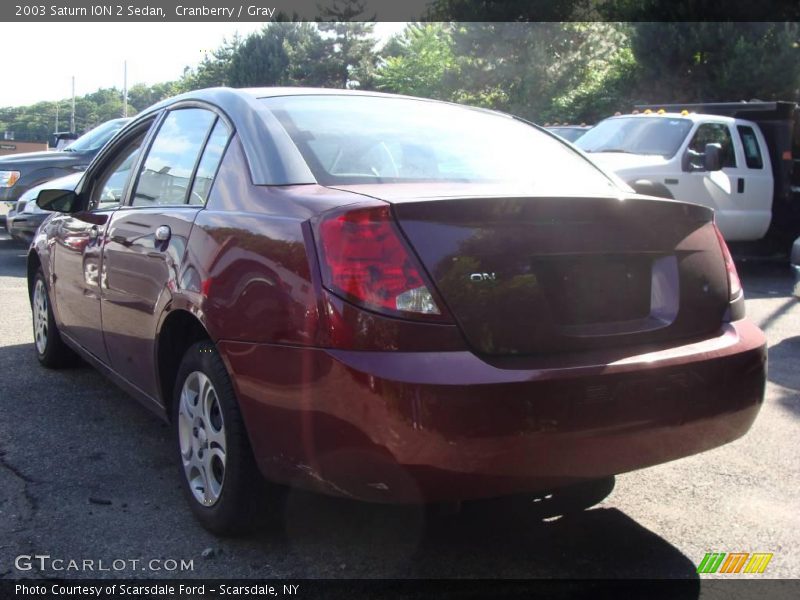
[316, 205, 444, 318]
[713, 224, 742, 299]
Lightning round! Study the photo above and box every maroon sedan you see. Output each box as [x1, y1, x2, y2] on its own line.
[28, 89, 766, 534]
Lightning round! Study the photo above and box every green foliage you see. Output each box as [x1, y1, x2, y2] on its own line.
[317, 1, 377, 88]
[630, 22, 800, 104]
[374, 23, 458, 100]
[375, 23, 635, 121]
[0, 91, 141, 144]
[548, 23, 638, 122]
[178, 35, 242, 90]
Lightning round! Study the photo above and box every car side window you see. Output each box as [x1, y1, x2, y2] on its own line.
[737, 126, 764, 169]
[88, 137, 144, 211]
[188, 119, 231, 206]
[131, 108, 216, 207]
[688, 123, 737, 169]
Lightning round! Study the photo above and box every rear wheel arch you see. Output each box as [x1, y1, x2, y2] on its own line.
[156, 309, 213, 419]
[27, 251, 42, 302]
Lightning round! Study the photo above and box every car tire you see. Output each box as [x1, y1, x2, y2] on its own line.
[31, 269, 79, 368]
[173, 340, 264, 535]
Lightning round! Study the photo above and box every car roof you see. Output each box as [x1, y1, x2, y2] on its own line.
[140, 87, 449, 119]
[131, 87, 517, 186]
[242, 87, 422, 100]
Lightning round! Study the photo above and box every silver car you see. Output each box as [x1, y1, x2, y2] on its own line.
[6, 173, 81, 244]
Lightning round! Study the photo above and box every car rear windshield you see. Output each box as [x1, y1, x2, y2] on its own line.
[576, 116, 693, 158]
[262, 95, 619, 194]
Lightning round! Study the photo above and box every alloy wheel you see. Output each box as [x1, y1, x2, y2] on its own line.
[178, 371, 227, 506]
[33, 278, 49, 355]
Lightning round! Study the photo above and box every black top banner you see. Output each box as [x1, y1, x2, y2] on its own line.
[1, 0, 799, 22]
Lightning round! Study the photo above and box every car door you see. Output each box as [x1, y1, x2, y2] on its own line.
[732, 123, 773, 239]
[678, 121, 769, 241]
[50, 132, 146, 363]
[101, 107, 231, 401]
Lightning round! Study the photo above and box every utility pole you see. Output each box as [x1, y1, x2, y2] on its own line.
[123, 60, 128, 118]
[70, 76, 75, 134]
[55, 101, 59, 133]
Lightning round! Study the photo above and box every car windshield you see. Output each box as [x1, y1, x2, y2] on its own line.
[64, 119, 128, 153]
[548, 127, 589, 143]
[262, 95, 619, 195]
[576, 116, 693, 158]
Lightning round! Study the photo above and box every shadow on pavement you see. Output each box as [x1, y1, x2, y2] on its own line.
[0, 338, 700, 586]
[0, 236, 28, 278]
[738, 261, 794, 299]
[768, 335, 800, 415]
[266, 488, 702, 583]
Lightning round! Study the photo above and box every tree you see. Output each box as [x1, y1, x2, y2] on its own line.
[446, 22, 633, 121]
[373, 23, 459, 100]
[629, 23, 800, 104]
[128, 82, 180, 112]
[318, 0, 378, 88]
[227, 25, 291, 87]
[179, 35, 242, 91]
[221, 22, 344, 88]
[427, 0, 581, 20]
[548, 23, 637, 122]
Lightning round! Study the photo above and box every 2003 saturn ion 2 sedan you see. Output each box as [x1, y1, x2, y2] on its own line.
[28, 88, 766, 534]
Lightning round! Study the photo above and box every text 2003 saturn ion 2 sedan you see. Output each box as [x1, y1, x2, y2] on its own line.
[28, 88, 766, 534]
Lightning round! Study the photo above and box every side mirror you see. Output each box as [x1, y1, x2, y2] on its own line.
[36, 189, 80, 213]
[703, 143, 722, 172]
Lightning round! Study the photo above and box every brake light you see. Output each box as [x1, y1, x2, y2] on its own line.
[713, 224, 742, 299]
[316, 205, 444, 318]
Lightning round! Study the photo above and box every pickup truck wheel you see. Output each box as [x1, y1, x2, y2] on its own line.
[174, 341, 264, 535]
[31, 270, 79, 368]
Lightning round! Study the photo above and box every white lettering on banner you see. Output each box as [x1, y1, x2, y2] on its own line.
[176, 5, 237, 18]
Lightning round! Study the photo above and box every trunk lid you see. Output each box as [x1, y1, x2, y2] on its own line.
[331, 185, 730, 356]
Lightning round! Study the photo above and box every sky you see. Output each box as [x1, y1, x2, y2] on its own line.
[0, 22, 407, 108]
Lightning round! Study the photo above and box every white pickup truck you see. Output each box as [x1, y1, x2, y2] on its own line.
[576, 101, 800, 248]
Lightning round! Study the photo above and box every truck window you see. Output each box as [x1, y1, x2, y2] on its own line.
[688, 124, 736, 169]
[737, 125, 764, 169]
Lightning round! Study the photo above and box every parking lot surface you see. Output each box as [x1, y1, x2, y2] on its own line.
[0, 228, 797, 581]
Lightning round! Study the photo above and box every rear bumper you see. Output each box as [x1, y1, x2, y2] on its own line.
[219, 320, 766, 503]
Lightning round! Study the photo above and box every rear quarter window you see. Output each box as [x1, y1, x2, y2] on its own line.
[737, 125, 764, 169]
[188, 119, 231, 206]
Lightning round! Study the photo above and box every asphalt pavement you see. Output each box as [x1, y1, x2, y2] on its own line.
[0, 228, 797, 585]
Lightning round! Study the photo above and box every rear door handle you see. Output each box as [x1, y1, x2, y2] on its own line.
[737, 178, 745, 193]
